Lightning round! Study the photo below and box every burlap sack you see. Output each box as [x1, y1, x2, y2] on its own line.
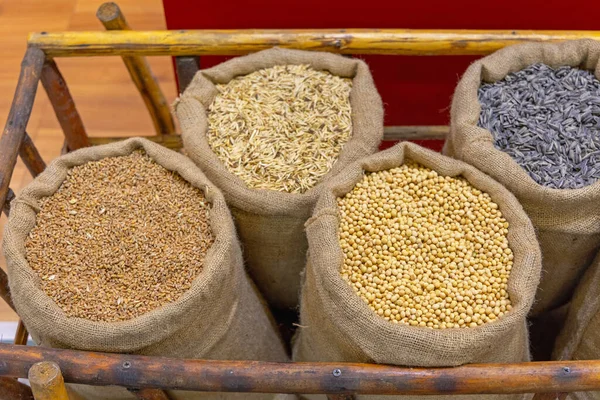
[553, 253, 600, 400]
[293, 142, 541, 400]
[445, 40, 600, 316]
[3, 138, 289, 400]
[175, 47, 384, 310]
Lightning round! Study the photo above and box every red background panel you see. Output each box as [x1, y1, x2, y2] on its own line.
[163, 0, 596, 151]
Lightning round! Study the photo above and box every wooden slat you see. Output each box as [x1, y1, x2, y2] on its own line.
[86, 126, 447, 150]
[0, 47, 45, 219]
[89, 134, 182, 149]
[96, 2, 175, 136]
[383, 125, 447, 141]
[28, 362, 69, 400]
[0, 344, 598, 395]
[27, 29, 600, 57]
[40, 58, 90, 151]
[19, 132, 46, 177]
[175, 56, 199, 93]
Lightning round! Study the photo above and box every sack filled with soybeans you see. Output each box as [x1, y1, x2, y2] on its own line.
[445, 40, 600, 318]
[293, 142, 541, 400]
[552, 254, 600, 400]
[3, 138, 289, 400]
[175, 47, 384, 311]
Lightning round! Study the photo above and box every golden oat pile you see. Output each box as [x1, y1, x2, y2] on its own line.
[207, 64, 353, 193]
[25, 151, 214, 322]
[338, 163, 514, 329]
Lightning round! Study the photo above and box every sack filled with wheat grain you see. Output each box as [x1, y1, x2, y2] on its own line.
[175, 47, 384, 311]
[3, 137, 289, 400]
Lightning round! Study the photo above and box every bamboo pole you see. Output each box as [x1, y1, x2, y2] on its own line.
[19, 132, 46, 177]
[27, 29, 600, 57]
[0, 47, 44, 219]
[28, 362, 69, 400]
[96, 3, 175, 136]
[40, 59, 90, 151]
[0, 344, 597, 395]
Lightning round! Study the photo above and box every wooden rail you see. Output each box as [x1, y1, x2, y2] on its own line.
[27, 29, 600, 57]
[0, 344, 599, 395]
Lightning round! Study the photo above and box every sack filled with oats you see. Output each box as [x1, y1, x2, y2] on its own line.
[294, 142, 541, 400]
[445, 40, 600, 319]
[3, 138, 289, 400]
[175, 48, 384, 310]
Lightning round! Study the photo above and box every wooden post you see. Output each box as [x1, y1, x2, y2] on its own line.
[40, 58, 90, 151]
[0, 47, 44, 218]
[175, 56, 199, 93]
[0, 377, 34, 400]
[28, 362, 69, 400]
[19, 132, 46, 177]
[14, 321, 29, 346]
[96, 2, 175, 136]
[327, 395, 355, 400]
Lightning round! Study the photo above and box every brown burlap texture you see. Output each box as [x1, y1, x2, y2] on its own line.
[3, 138, 289, 400]
[175, 47, 384, 310]
[445, 40, 600, 316]
[293, 142, 541, 400]
[553, 253, 600, 400]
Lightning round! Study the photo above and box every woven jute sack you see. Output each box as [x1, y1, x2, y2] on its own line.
[3, 138, 289, 400]
[553, 253, 600, 400]
[293, 142, 541, 400]
[175, 47, 384, 310]
[445, 40, 600, 317]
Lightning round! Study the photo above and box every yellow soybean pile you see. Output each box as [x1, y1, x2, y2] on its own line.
[338, 163, 514, 329]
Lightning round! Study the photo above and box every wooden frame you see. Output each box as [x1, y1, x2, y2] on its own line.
[1, 3, 599, 399]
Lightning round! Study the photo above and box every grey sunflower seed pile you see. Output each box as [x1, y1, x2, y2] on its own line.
[478, 63, 600, 189]
[25, 151, 214, 322]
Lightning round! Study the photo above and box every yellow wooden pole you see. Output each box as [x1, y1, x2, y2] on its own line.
[96, 3, 175, 136]
[28, 361, 69, 400]
[28, 29, 600, 57]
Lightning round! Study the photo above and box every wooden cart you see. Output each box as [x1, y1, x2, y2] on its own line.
[1, 3, 599, 399]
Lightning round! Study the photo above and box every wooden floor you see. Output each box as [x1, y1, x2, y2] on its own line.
[0, 0, 178, 321]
